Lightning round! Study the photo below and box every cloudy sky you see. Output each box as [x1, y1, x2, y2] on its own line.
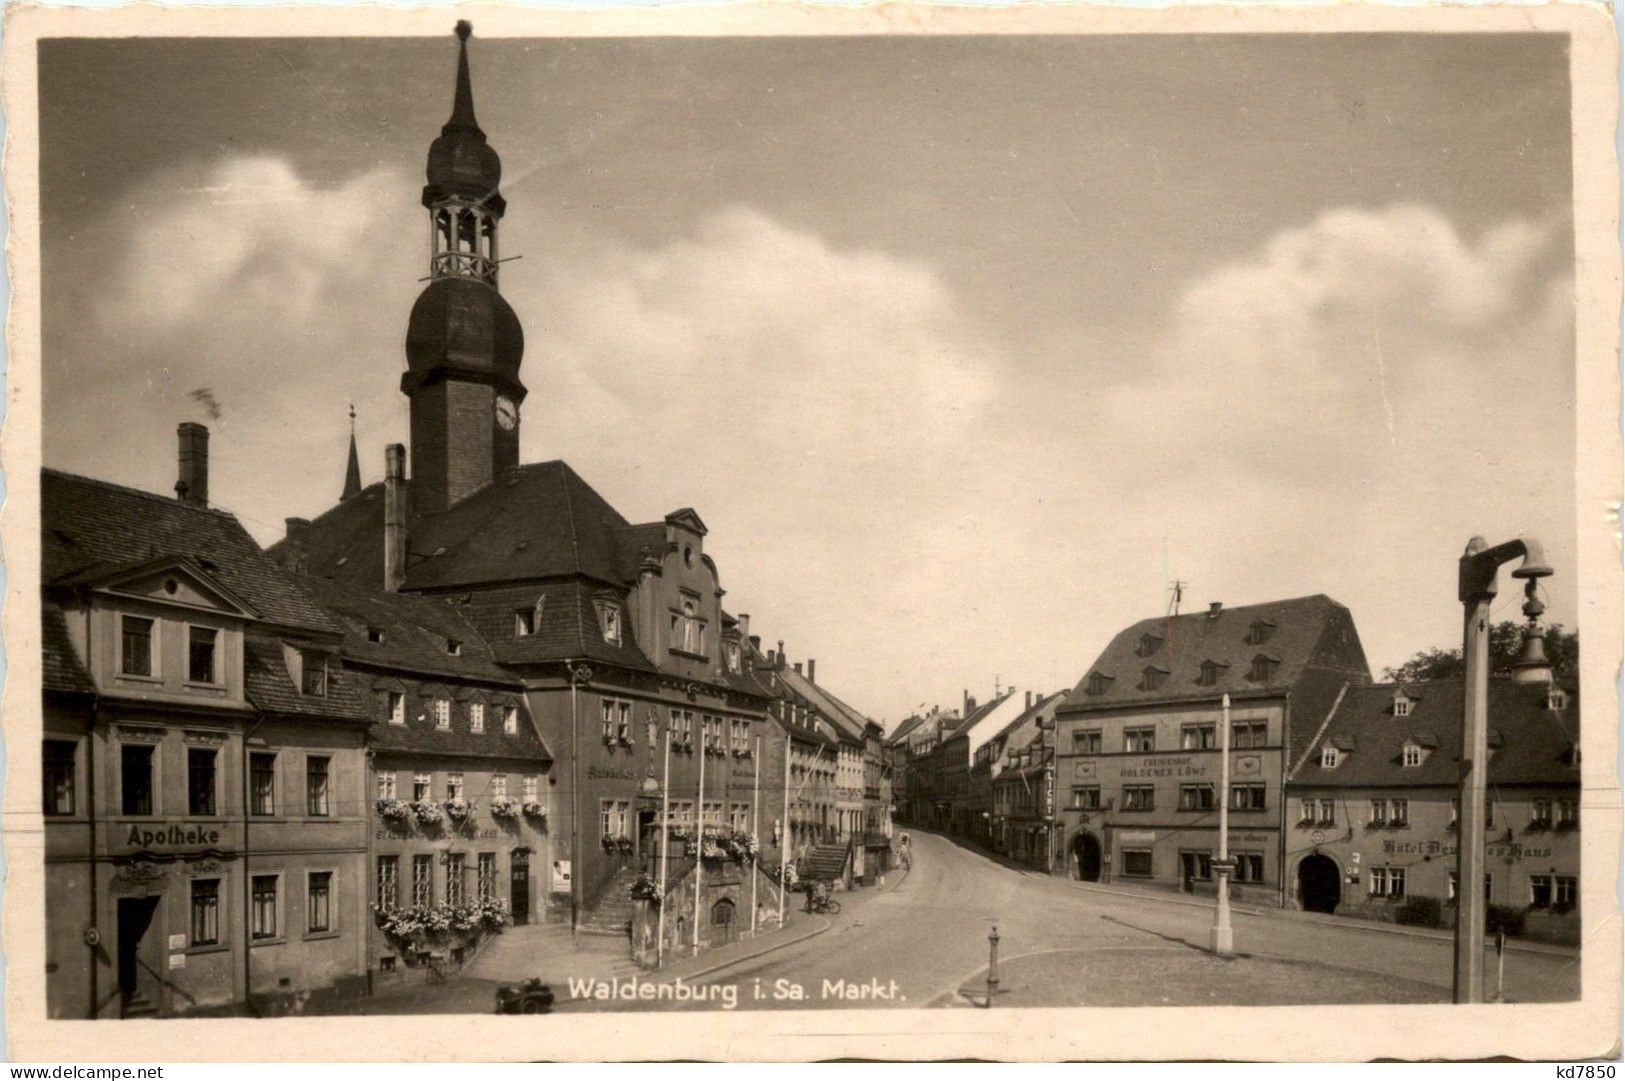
[40, 32, 1577, 723]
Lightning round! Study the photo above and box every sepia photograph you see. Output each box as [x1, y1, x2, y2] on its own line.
[2, 1, 1618, 1062]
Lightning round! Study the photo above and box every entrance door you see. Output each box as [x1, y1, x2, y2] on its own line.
[1298, 854, 1341, 913]
[116, 896, 160, 999]
[637, 810, 658, 873]
[510, 849, 530, 926]
[1073, 833, 1102, 882]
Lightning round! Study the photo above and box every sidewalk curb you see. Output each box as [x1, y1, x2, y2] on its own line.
[653, 914, 833, 984]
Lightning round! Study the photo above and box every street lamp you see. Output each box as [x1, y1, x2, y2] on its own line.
[1454, 535, 1551, 1003]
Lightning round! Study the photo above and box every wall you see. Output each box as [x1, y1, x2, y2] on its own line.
[630, 859, 786, 967]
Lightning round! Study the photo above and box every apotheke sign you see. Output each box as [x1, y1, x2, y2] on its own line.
[124, 824, 223, 848]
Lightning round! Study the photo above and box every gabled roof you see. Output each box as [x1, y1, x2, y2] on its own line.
[42, 603, 94, 695]
[988, 691, 1067, 749]
[242, 635, 369, 721]
[1290, 678, 1578, 789]
[776, 665, 872, 743]
[43, 469, 338, 635]
[274, 461, 640, 592]
[478, 580, 658, 673]
[887, 714, 927, 746]
[1060, 595, 1369, 712]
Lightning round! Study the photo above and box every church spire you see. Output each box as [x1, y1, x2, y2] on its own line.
[342, 403, 362, 501]
[446, 20, 481, 136]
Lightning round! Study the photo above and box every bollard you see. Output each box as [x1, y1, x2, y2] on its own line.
[1495, 928, 1506, 1002]
[985, 924, 1001, 1007]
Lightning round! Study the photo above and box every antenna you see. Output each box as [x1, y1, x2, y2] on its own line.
[1168, 579, 1187, 617]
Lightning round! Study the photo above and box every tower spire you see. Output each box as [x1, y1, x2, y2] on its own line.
[342, 403, 362, 500]
[447, 20, 481, 135]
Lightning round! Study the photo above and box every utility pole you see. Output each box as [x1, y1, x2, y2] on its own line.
[1454, 535, 1551, 1003]
[1210, 693, 1233, 956]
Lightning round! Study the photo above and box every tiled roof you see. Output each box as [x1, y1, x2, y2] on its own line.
[43, 469, 339, 635]
[776, 666, 870, 743]
[1059, 595, 1369, 712]
[887, 714, 927, 746]
[275, 461, 640, 591]
[1290, 678, 1578, 789]
[291, 574, 519, 685]
[482, 580, 658, 673]
[42, 603, 94, 695]
[243, 635, 369, 721]
[988, 691, 1066, 747]
[365, 683, 550, 763]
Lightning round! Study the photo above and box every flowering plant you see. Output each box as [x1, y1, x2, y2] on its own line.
[522, 801, 546, 819]
[699, 837, 727, 860]
[443, 797, 474, 819]
[471, 896, 510, 929]
[376, 798, 411, 822]
[411, 800, 445, 826]
[490, 797, 522, 819]
[667, 825, 695, 842]
[628, 873, 663, 903]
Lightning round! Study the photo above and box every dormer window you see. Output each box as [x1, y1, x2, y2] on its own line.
[1140, 665, 1168, 692]
[1401, 743, 1423, 768]
[515, 608, 535, 636]
[446, 639, 462, 656]
[1085, 672, 1113, 696]
[599, 603, 622, 646]
[367, 626, 385, 644]
[1320, 745, 1340, 769]
[1197, 660, 1227, 687]
[1246, 620, 1276, 646]
[300, 651, 328, 697]
[1248, 654, 1279, 682]
[1393, 693, 1413, 718]
[1548, 689, 1568, 711]
[725, 641, 741, 674]
[1136, 633, 1163, 658]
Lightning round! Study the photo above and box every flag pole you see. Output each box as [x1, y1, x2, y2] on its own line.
[778, 730, 791, 927]
[1211, 692, 1234, 956]
[750, 733, 761, 937]
[657, 725, 671, 967]
[692, 719, 708, 956]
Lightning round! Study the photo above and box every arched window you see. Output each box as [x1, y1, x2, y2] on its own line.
[711, 898, 735, 926]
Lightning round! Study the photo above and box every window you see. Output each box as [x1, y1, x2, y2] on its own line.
[1389, 799, 1409, 827]
[1124, 727, 1156, 753]
[301, 651, 328, 697]
[1136, 633, 1162, 657]
[120, 615, 154, 677]
[190, 879, 220, 946]
[600, 699, 616, 742]
[377, 771, 396, 800]
[413, 772, 431, 801]
[188, 747, 217, 816]
[412, 855, 433, 907]
[434, 699, 451, 730]
[1072, 730, 1102, 754]
[703, 801, 724, 826]
[1122, 785, 1155, 811]
[514, 607, 536, 636]
[388, 692, 405, 725]
[674, 598, 705, 655]
[1320, 745, 1340, 769]
[1232, 722, 1268, 749]
[1554, 875, 1577, 909]
[446, 639, 462, 656]
[522, 776, 539, 802]
[1556, 798, 1578, 829]
[477, 853, 498, 901]
[712, 898, 736, 927]
[1530, 874, 1554, 908]
[1368, 799, 1387, 827]
[1530, 798, 1553, 827]
[446, 772, 464, 800]
[1247, 620, 1275, 645]
[307, 872, 332, 933]
[600, 604, 621, 646]
[1234, 852, 1265, 883]
[121, 744, 155, 816]
[725, 641, 741, 674]
[600, 799, 630, 839]
[502, 706, 519, 735]
[376, 856, 399, 909]
[1248, 655, 1278, 682]
[1548, 689, 1568, 711]
[470, 703, 485, 734]
[1393, 696, 1412, 718]
[1448, 872, 1493, 903]
[1298, 799, 1317, 825]
[251, 875, 279, 939]
[250, 753, 276, 815]
[1072, 786, 1101, 810]
[1140, 666, 1168, 691]
[1197, 661, 1225, 687]
[1121, 848, 1153, 877]
[1402, 744, 1422, 767]
[444, 854, 465, 904]
[1181, 725, 1216, 750]
[491, 774, 508, 799]
[1230, 783, 1267, 811]
[306, 756, 331, 817]
[730, 803, 750, 830]
[42, 740, 75, 815]
[1086, 672, 1112, 696]
[187, 626, 218, 684]
[1369, 867, 1405, 898]
[367, 627, 385, 644]
[1318, 798, 1335, 825]
[1179, 784, 1215, 811]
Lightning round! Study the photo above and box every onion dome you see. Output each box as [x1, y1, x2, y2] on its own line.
[403, 277, 526, 397]
[423, 22, 504, 212]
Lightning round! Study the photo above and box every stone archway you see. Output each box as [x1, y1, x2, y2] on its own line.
[1072, 831, 1102, 882]
[1298, 853, 1341, 914]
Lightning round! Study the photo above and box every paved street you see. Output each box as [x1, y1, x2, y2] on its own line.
[558, 829, 1579, 1011]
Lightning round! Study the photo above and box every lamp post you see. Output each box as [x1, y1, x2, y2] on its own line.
[1210, 693, 1234, 957]
[1454, 535, 1551, 1003]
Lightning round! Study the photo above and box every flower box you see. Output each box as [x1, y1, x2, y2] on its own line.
[376, 798, 411, 822]
[411, 800, 445, 826]
[522, 801, 546, 819]
[490, 797, 522, 819]
[443, 798, 474, 820]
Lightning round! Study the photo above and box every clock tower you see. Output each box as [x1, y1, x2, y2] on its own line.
[402, 22, 527, 516]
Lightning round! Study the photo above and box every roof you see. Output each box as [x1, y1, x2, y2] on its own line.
[42, 603, 94, 695]
[274, 461, 639, 593]
[1290, 678, 1578, 789]
[291, 574, 520, 685]
[1059, 595, 1369, 713]
[887, 714, 927, 746]
[777, 665, 870, 744]
[482, 580, 659, 673]
[43, 469, 339, 635]
[366, 682, 550, 763]
[242, 635, 369, 721]
[988, 691, 1067, 747]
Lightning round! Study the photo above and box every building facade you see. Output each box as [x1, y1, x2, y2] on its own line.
[1052, 596, 1370, 901]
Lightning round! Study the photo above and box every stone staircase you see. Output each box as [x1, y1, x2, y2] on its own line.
[464, 922, 640, 985]
[120, 991, 159, 1019]
[578, 865, 641, 937]
[799, 842, 851, 884]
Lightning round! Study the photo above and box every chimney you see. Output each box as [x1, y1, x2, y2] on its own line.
[175, 423, 209, 507]
[1208, 601, 1223, 618]
[963, 689, 970, 716]
[384, 443, 408, 592]
[1025, 690, 1033, 709]
[737, 613, 750, 647]
[807, 658, 816, 684]
[793, 662, 803, 675]
[283, 518, 311, 574]
[777, 641, 786, 671]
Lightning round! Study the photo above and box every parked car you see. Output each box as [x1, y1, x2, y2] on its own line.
[495, 978, 556, 1014]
